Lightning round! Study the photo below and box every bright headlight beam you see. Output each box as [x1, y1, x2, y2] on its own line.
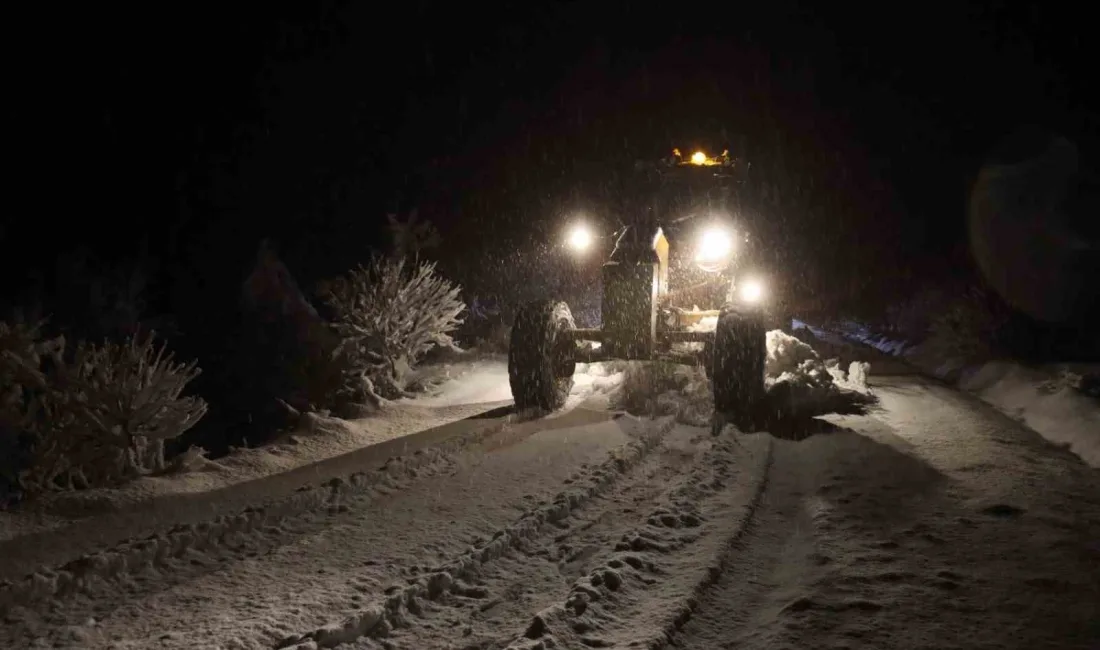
[567, 223, 593, 252]
[695, 226, 734, 263]
[739, 278, 765, 303]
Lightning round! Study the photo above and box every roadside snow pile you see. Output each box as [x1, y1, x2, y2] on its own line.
[829, 323, 1100, 469]
[609, 330, 878, 426]
[763, 330, 878, 420]
[765, 328, 823, 379]
[767, 329, 868, 392]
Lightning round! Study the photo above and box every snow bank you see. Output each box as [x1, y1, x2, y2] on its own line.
[0, 400, 500, 540]
[829, 323, 1100, 469]
[761, 330, 878, 422]
[959, 362, 1100, 467]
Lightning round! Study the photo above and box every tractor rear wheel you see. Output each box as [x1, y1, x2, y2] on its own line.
[509, 301, 577, 411]
[711, 304, 767, 430]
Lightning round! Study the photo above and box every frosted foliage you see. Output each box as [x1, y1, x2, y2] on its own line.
[1, 326, 208, 492]
[321, 255, 465, 398]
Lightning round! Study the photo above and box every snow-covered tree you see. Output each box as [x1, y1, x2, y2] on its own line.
[1, 323, 208, 493]
[320, 256, 465, 400]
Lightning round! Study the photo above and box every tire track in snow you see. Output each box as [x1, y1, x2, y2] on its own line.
[375, 422, 711, 649]
[495, 431, 773, 650]
[0, 411, 593, 628]
[654, 439, 823, 650]
[274, 416, 679, 649]
[8, 410, 653, 649]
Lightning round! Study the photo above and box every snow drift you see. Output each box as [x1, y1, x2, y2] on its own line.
[830, 321, 1100, 468]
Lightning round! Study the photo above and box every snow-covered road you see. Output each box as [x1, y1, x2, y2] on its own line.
[673, 376, 1100, 649]
[2, 372, 1098, 649]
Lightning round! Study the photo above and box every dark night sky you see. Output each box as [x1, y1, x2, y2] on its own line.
[4, 1, 1094, 317]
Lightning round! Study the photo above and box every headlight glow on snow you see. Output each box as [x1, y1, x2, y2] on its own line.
[694, 225, 734, 269]
[739, 278, 766, 303]
[567, 223, 593, 252]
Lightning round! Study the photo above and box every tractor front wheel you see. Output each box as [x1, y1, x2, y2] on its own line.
[509, 301, 577, 411]
[711, 304, 767, 430]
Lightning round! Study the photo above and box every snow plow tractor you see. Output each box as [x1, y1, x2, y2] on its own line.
[508, 149, 785, 427]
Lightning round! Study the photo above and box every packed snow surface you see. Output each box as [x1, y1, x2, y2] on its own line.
[405, 358, 515, 406]
[1, 334, 1097, 650]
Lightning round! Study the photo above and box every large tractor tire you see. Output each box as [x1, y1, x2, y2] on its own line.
[712, 304, 767, 430]
[509, 301, 577, 411]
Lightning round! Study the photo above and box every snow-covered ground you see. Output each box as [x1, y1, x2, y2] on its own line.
[0, 355, 629, 569]
[0, 400, 505, 541]
[403, 357, 516, 407]
[821, 321, 1100, 469]
[1, 335, 1097, 649]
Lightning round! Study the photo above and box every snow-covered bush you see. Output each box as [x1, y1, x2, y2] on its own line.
[1, 324, 208, 494]
[321, 255, 465, 399]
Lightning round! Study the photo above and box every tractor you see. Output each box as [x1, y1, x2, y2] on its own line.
[508, 149, 789, 429]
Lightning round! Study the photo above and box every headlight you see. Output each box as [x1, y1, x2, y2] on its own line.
[738, 277, 766, 304]
[694, 225, 735, 270]
[566, 223, 593, 252]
